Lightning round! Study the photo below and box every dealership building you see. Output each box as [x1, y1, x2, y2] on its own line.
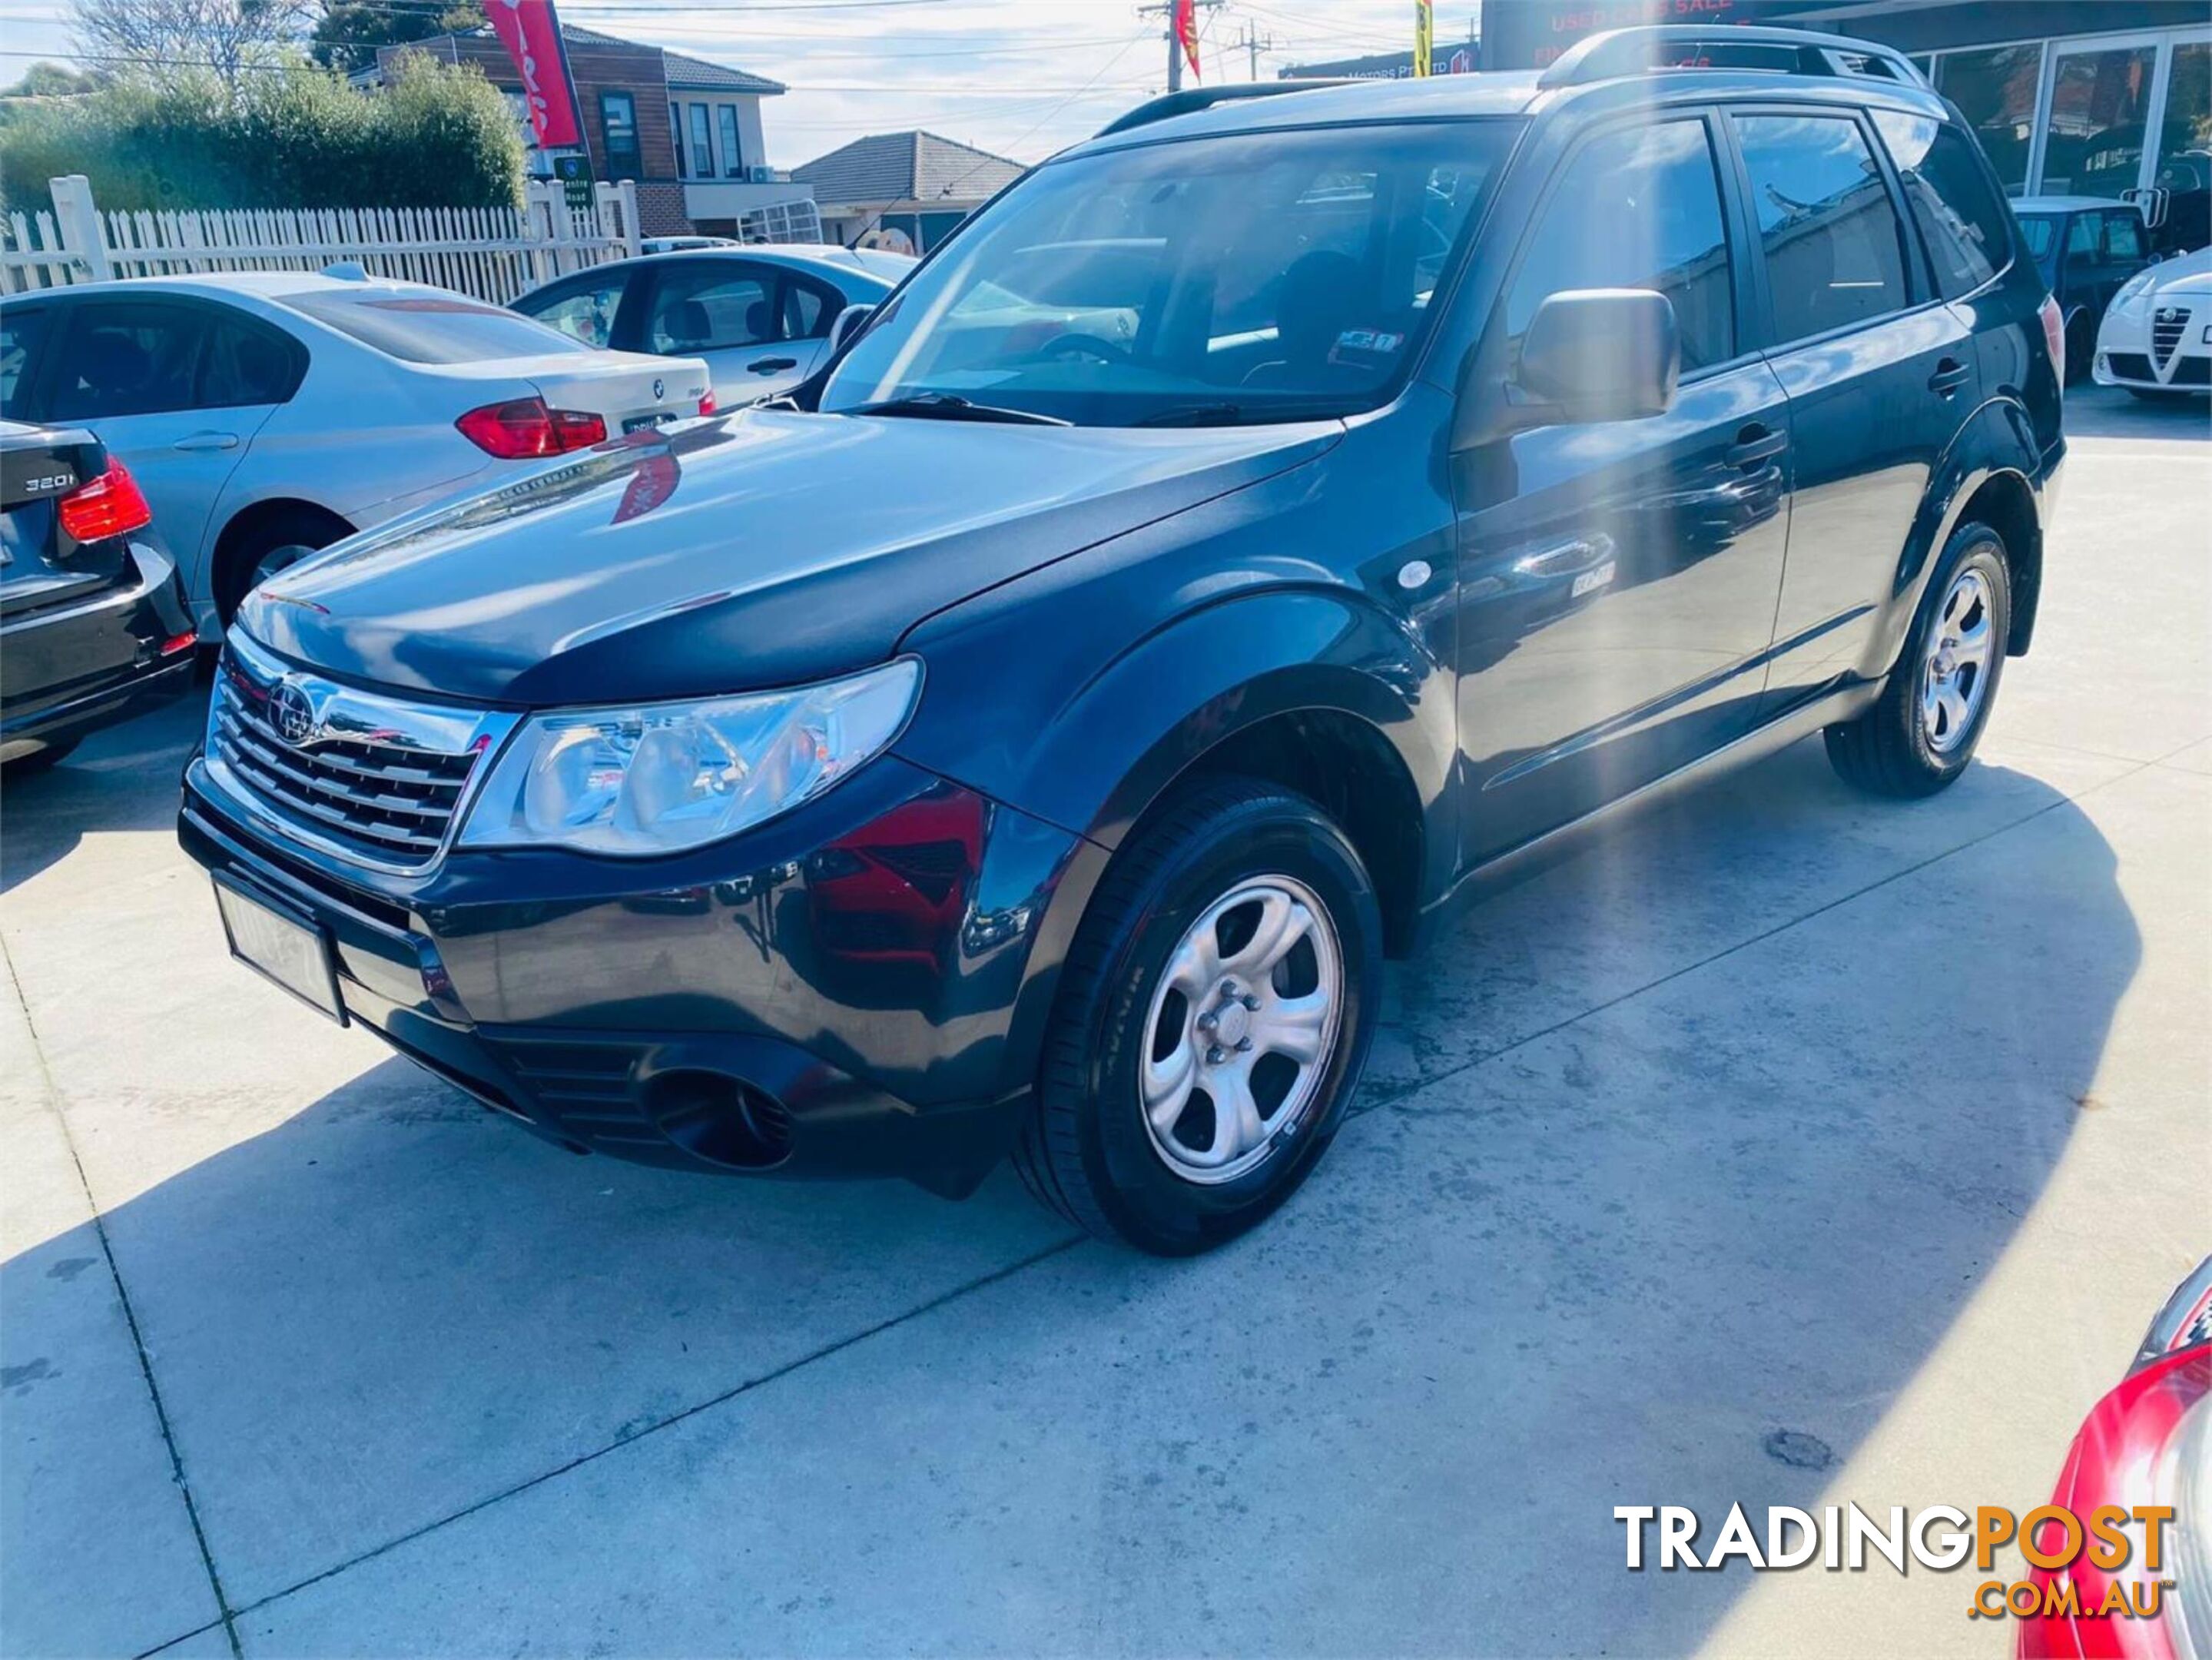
[1293, 2, 2210, 211]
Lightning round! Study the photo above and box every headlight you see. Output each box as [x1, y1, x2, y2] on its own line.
[458, 659, 921, 856]
[2111, 267, 2160, 313]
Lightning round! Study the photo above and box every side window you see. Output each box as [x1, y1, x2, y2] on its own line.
[646, 264, 775, 352]
[1735, 113, 1910, 343]
[2103, 213, 2144, 261]
[199, 312, 300, 407]
[516, 274, 628, 348]
[1504, 118, 1735, 375]
[48, 301, 210, 420]
[1870, 110, 2012, 297]
[781, 280, 832, 340]
[0, 305, 50, 412]
[2065, 214, 2099, 258]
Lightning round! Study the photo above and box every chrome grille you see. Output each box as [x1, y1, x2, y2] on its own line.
[2153, 305, 2191, 370]
[204, 634, 518, 872]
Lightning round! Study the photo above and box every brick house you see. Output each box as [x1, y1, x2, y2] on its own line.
[370, 24, 814, 237]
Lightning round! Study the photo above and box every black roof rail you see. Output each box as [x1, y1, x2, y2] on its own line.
[1096, 79, 1352, 138]
[1537, 25, 1931, 91]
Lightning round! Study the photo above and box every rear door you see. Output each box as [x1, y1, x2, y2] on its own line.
[1452, 111, 1792, 861]
[36, 296, 290, 578]
[1731, 106, 1981, 715]
[510, 265, 636, 351]
[636, 257, 814, 400]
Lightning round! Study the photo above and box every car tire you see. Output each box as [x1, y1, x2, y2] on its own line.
[1824, 520, 2011, 798]
[2, 737, 81, 777]
[2064, 313, 2093, 384]
[1013, 777, 1382, 1256]
[214, 506, 350, 626]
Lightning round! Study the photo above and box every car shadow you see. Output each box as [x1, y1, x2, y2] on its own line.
[1, 690, 207, 897]
[2061, 380, 2210, 440]
[0, 740, 2144, 1651]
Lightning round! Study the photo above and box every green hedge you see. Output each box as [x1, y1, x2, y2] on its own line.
[0, 56, 524, 215]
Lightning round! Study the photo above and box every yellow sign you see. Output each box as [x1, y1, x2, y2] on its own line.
[1413, 0, 1431, 77]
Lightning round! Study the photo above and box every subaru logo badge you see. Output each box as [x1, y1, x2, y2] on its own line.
[270, 681, 316, 747]
[652, 377, 665, 401]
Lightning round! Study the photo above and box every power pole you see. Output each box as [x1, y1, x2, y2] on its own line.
[1233, 22, 1275, 81]
[1137, 0, 1225, 92]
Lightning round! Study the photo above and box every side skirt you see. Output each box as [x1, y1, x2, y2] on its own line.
[1413, 679, 1882, 947]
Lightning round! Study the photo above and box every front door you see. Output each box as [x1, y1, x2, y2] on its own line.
[1727, 108, 1982, 715]
[1453, 112, 1790, 863]
[638, 258, 822, 403]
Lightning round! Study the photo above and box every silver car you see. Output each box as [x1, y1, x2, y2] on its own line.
[0, 271, 711, 637]
[509, 244, 914, 405]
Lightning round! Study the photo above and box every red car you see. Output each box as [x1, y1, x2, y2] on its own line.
[2020, 1258, 2212, 1660]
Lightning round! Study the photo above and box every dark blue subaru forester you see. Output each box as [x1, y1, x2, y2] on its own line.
[182, 25, 2065, 1253]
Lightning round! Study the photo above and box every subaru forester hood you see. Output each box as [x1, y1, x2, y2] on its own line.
[238, 407, 1338, 706]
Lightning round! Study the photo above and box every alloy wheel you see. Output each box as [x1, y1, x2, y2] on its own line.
[1138, 875, 1344, 1185]
[1920, 565, 1995, 755]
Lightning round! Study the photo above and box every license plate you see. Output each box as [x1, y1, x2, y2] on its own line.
[212, 877, 346, 1024]
[622, 413, 672, 433]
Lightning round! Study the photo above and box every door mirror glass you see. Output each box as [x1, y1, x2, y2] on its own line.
[827, 303, 876, 355]
[1514, 287, 1679, 424]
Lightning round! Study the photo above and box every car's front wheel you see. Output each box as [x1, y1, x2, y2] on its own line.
[1015, 778, 1381, 1255]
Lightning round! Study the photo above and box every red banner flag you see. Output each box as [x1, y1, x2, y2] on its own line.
[1174, 0, 1201, 82]
[486, 0, 582, 149]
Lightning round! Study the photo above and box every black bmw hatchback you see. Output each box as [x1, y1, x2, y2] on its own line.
[181, 25, 2065, 1253]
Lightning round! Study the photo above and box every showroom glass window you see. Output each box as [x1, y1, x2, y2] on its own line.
[1934, 44, 2043, 191]
[2041, 42, 2157, 198]
[1504, 118, 1735, 374]
[1872, 109, 2014, 297]
[1734, 115, 1910, 343]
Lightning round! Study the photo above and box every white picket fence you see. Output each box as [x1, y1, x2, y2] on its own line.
[1, 175, 642, 304]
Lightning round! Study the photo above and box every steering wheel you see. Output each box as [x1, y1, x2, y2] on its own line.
[1023, 333, 1132, 366]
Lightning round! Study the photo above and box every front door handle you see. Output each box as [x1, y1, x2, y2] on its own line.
[172, 430, 240, 453]
[1726, 423, 1789, 469]
[748, 357, 798, 374]
[1928, 357, 1972, 396]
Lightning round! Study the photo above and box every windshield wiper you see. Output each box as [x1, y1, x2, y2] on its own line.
[844, 393, 1070, 427]
[1134, 401, 1347, 428]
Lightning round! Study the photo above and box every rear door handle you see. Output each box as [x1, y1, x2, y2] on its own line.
[172, 431, 239, 453]
[748, 357, 798, 374]
[1726, 424, 1788, 469]
[1928, 358, 1972, 396]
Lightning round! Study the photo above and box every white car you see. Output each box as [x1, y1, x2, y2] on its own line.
[0, 271, 711, 637]
[509, 244, 913, 405]
[2091, 246, 2212, 400]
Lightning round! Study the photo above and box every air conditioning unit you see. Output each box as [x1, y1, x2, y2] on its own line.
[745, 166, 777, 184]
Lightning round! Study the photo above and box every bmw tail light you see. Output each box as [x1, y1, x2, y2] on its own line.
[698, 390, 718, 416]
[456, 397, 608, 459]
[57, 457, 154, 543]
[2038, 295, 2065, 382]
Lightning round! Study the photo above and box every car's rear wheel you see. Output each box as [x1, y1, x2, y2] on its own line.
[1824, 520, 2011, 798]
[214, 506, 351, 627]
[1014, 778, 1381, 1255]
[2064, 311, 2093, 383]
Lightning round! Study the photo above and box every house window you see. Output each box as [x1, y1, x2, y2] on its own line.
[718, 105, 744, 178]
[669, 100, 685, 177]
[689, 103, 715, 180]
[600, 91, 642, 181]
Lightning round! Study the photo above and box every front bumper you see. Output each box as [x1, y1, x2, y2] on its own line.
[1, 539, 195, 762]
[179, 747, 1104, 1197]
[2092, 306, 2212, 392]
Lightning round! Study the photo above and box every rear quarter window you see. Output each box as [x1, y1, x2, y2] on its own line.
[1871, 110, 2015, 297]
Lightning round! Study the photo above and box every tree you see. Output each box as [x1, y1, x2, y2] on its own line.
[310, 0, 482, 75]
[70, 0, 317, 88]
[1, 61, 102, 97]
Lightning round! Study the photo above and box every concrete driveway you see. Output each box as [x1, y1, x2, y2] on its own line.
[2, 387, 2205, 1659]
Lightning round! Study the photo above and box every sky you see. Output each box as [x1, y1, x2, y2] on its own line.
[0, 0, 1480, 168]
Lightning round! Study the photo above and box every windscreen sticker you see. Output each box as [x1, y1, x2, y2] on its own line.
[1330, 328, 1405, 365]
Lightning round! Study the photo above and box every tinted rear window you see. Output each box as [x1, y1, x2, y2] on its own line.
[1872, 110, 2015, 297]
[2018, 215, 2059, 259]
[278, 291, 591, 364]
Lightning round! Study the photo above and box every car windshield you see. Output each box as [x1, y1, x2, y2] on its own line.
[819, 121, 1519, 427]
[276, 290, 594, 364]
[2018, 214, 2059, 259]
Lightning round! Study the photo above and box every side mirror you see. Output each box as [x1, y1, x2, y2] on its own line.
[1516, 288, 1680, 424]
[827, 303, 877, 356]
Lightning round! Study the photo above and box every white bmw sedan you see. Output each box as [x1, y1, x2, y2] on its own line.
[2091, 246, 2212, 401]
[0, 271, 711, 636]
